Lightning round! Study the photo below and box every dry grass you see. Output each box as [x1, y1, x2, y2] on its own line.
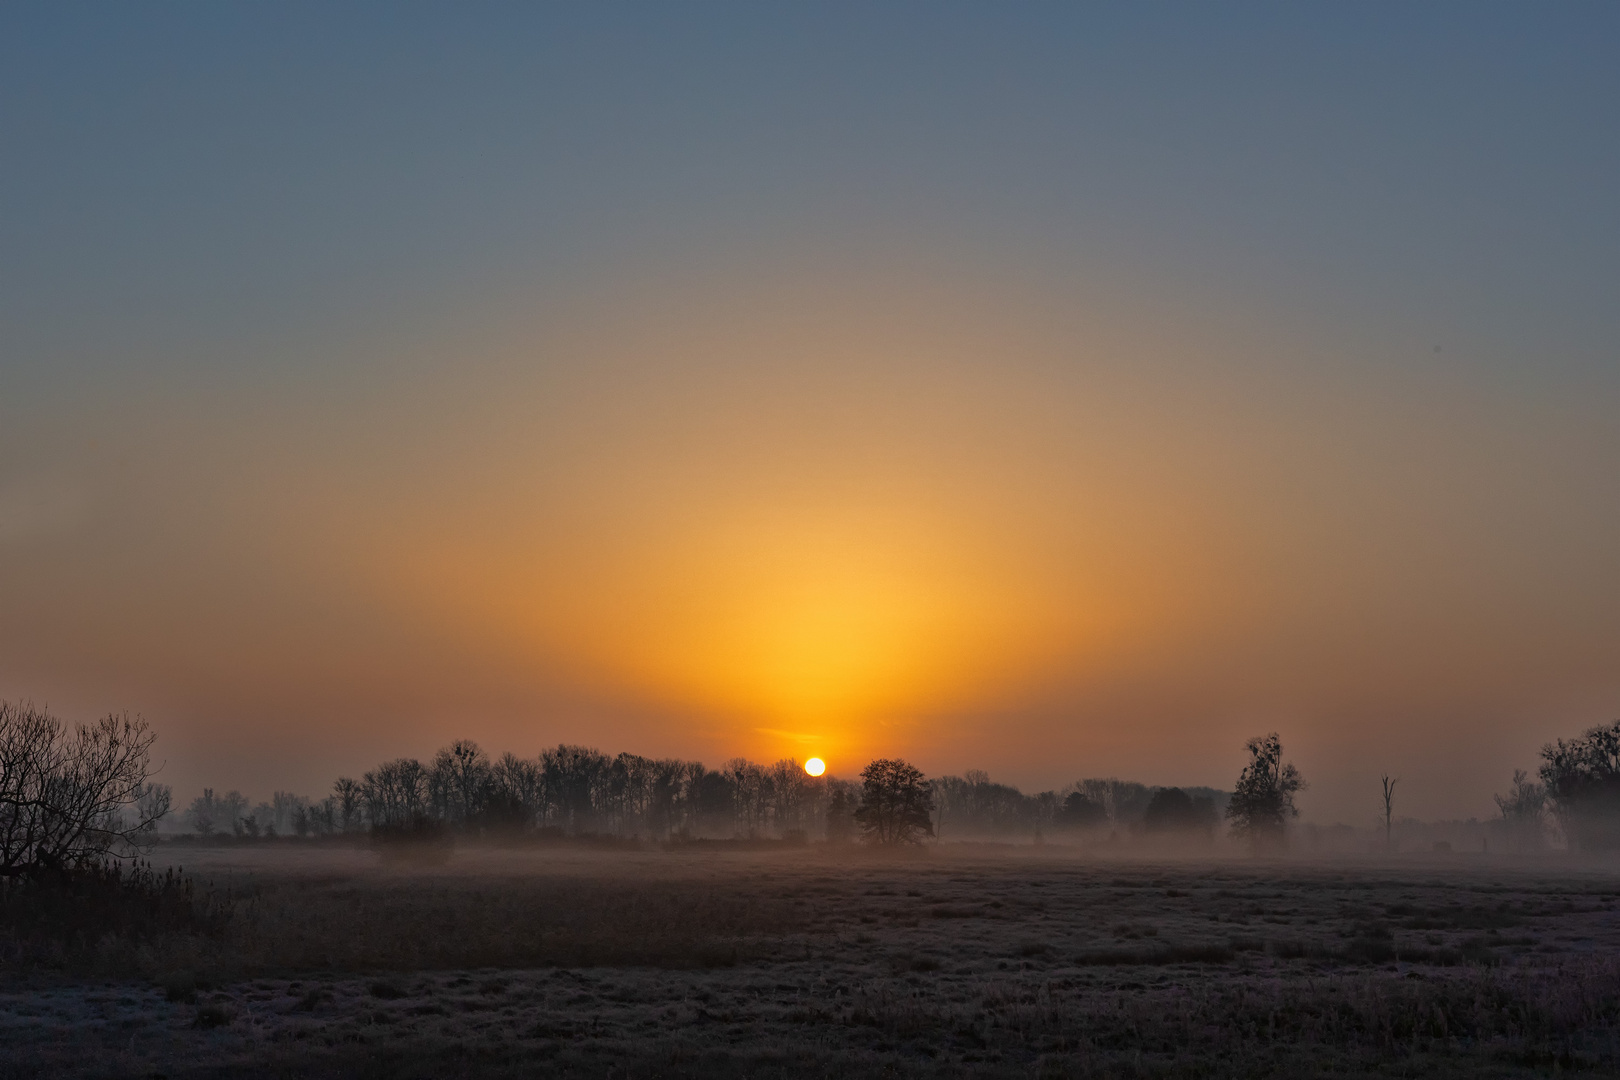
[5, 843, 1620, 1077]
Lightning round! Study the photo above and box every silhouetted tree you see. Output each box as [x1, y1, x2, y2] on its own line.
[1539, 721, 1620, 850]
[250, 791, 309, 837]
[332, 777, 365, 832]
[0, 702, 169, 877]
[1494, 769, 1546, 851]
[326, 736, 1248, 847]
[766, 758, 812, 836]
[212, 790, 248, 836]
[1142, 787, 1217, 835]
[134, 782, 172, 834]
[540, 745, 610, 833]
[933, 771, 1061, 840]
[1056, 791, 1109, 830]
[600, 753, 646, 834]
[186, 788, 222, 835]
[362, 758, 428, 829]
[854, 759, 934, 846]
[825, 783, 856, 843]
[488, 752, 544, 832]
[430, 740, 492, 828]
[1380, 775, 1397, 849]
[300, 796, 339, 836]
[1225, 734, 1305, 851]
[1077, 779, 1153, 830]
[690, 767, 736, 837]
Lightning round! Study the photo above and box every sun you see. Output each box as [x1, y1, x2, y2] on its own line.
[803, 757, 826, 777]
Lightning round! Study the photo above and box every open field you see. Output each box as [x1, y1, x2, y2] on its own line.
[6, 843, 1620, 1078]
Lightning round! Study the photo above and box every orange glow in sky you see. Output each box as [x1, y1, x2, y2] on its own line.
[3, 253, 1618, 822]
[5, 6, 1620, 825]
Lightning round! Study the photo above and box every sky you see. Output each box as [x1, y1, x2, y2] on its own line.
[2, 3, 1618, 824]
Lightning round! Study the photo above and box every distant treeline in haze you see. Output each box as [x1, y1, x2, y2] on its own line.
[13, 695, 1620, 857]
[180, 741, 1227, 844]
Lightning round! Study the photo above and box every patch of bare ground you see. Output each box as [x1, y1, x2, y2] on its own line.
[6, 845, 1620, 1076]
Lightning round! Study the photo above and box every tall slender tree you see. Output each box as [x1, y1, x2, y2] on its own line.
[1380, 774, 1397, 849]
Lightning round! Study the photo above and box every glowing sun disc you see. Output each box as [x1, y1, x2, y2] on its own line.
[804, 757, 826, 777]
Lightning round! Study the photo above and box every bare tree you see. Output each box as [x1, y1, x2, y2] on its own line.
[332, 777, 364, 832]
[1380, 774, 1397, 849]
[362, 758, 429, 829]
[933, 771, 1066, 840]
[219, 791, 249, 836]
[0, 702, 168, 877]
[429, 740, 492, 827]
[825, 782, 856, 843]
[186, 788, 221, 835]
[269, 791, 309, 834]
[540, 745, 610, 834]
[135, 782, 172, 832]
[1495, 769, 1547, 851]
[490, 752, 544, 831]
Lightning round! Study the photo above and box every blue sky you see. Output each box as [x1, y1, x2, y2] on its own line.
[6, 3, 1614, 389]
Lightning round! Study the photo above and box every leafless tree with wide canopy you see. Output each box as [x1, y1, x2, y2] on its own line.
[0, 701, 168, 878]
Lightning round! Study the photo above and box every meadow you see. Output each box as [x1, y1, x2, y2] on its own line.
[5, 843, 1620, 1078]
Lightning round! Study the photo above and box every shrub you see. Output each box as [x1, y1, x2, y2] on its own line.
[0, 860, 232, 969]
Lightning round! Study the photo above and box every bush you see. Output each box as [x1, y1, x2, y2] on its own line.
[0, 861, 232, 969]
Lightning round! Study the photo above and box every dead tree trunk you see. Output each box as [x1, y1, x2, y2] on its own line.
[1380, 774, 1397, 851]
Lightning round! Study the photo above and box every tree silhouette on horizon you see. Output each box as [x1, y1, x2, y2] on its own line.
[854, 759, 935, 846]
[1225, 734, 1305, 852]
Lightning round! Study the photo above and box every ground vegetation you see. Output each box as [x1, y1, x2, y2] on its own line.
[4, 847, 1620, 1077]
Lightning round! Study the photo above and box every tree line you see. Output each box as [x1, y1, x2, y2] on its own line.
[176, 721, 1620, 854]
[14, 695, 1620, 880]
[185, 742, 857, 842]
[180, 742, 1232, 844]
[933, 772, 1226, 840]
[1484, 719, 1620, 852]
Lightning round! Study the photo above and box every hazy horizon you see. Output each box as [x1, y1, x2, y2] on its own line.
[4, 4, 1618, 825]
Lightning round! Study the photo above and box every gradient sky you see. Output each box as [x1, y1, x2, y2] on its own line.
[3, 3, 1618, 823]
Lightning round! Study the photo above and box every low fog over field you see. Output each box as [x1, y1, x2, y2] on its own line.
[7, 845, 1620, 1078]
[7, 702, 1620, 1075]
[159, 719, 1608, 858]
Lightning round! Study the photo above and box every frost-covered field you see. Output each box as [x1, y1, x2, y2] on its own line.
[8, 845, 1620, 1077]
